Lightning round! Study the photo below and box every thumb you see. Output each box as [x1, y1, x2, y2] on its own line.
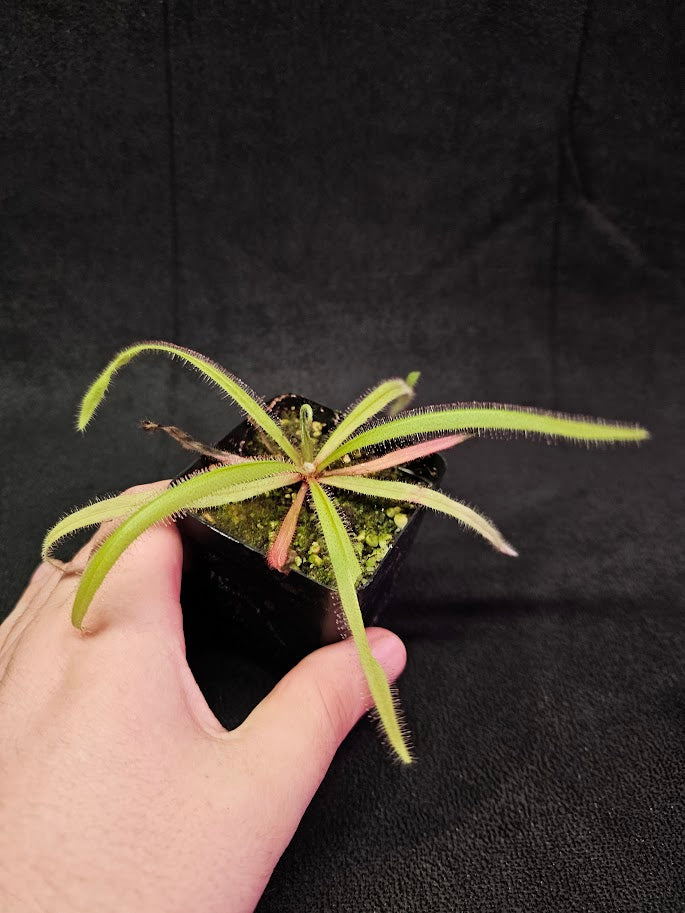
[237, 627, 407, 815]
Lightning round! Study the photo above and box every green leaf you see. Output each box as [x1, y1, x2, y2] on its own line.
[387, 371, 421, 416]
[314, 377, 416, 466]
[309, 481, 412, 764]
[77, 341, 301, 464]
[309, 481, 362, 584]
[42, 489, 163, 559]
[71, 460, 299, 628]
[317, 404, 651, 468]
[299, 404, 315, 464]
[324, 475, 518, 556]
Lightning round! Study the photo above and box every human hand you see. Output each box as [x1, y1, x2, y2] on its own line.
[0, 481, 406, 913]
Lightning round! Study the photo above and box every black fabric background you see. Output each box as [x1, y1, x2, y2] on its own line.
[1, 3, 683, 910]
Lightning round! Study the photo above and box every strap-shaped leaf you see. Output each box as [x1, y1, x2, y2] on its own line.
[317, 404, 650, 468]
[309, 481, 362, 585]
[267, 481, 309, 571]
[322, 434, 467, 478]
[71, 461, 299, 628]
[309, 481, 412, 764]
[324, 475, 517, 556]
[314, 377, 415, 466]
[78, 341, 301, 464]
[182, 472, 300, 513]
[387, 371, 420, 416]
[42, 489, 163, 559]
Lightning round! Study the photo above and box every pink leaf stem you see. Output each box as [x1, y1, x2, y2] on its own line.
[321, 434, 469, 477]
[267, 481, 309, 571]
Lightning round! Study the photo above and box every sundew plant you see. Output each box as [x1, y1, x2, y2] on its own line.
[43, 342, 649, 763]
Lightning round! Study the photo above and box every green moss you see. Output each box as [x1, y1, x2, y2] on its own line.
[196, 403, 421, 587]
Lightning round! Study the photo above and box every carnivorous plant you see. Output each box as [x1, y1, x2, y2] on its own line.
[43, 342, 649, 763]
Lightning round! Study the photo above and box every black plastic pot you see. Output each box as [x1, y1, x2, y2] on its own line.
[177, 394, 445, 674]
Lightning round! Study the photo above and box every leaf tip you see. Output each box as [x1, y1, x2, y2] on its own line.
[501, 542, 519, 558]
[396, 744, 414, 765]
[71, 608, 84, 629]
[76, 389, 98, 431]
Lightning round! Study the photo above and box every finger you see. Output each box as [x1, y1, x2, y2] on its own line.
[74, 480, 184, 636]
[19, 479, 175, 624]
[2, 559, 60, 626]
[0, 551, 83, 660]
[2, 481, 181, 650]
[236, 627, 407, 823]
[0, 561, 63, 670]
[2, 483, 222, 741]
[24, 480, 179, 637]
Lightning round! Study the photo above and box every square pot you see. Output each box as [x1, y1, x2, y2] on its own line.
[177, 394, 445, 674]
